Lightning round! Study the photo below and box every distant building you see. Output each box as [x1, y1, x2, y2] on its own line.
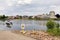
[36, 15, 42, 18]
[36, 14, 49, 19]
[8, 16, 15, 19]
[32, 11, 57, 19]
[41, 14, 49, 18]
[15, 15, 20, 19]
[22, 15, 28, 19]
[49, 11, 56, 18]
[32, 16, 35, 18]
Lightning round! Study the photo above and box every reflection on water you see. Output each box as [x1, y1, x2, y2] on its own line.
[0, 20, 60, 31]
[6, 25, 11, 28]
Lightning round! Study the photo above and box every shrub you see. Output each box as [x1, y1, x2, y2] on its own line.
[56, 23, 60, 28]
[47, 28, 60, 36]
[46, 19, 60, 36]
[46, 20, 56, 29]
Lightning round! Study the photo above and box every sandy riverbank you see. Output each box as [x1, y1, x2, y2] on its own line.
[12, 30, 60, 40]
[0, 30, 60, 40]
[0, 31, 36, 40]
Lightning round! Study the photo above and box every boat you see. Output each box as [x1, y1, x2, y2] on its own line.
[6, 20, 13, 28]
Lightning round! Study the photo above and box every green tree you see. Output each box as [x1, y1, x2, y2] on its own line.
[20, 16, 22, 19]
[28, 16, 33, 19]
[1, 15, 6, 19]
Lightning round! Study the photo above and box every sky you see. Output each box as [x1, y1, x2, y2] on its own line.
[0, 0, 60, 16]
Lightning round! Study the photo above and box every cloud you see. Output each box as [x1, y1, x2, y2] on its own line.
[49, 5, 60, 14]
[0, 0, 60, 16]
[0, 6, 5, 10]
[32, 0, 60, 5]
[0, 0, 32, 15]
[0, 0, 32, 7]
[6, 0, 32, 6]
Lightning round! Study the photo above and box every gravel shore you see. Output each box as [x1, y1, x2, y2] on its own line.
[0, 30, 59, 40]
[12, 30, 60, 40]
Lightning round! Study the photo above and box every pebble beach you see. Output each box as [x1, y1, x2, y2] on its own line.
[12, 30, 60, 40]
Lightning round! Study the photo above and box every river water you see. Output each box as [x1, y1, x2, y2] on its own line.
[0, 20, 60, 31]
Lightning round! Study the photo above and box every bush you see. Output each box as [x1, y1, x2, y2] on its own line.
[46, 19, 60, 36]
[46, 20, 56, 29]
[47, 28, 60, 36]
[56, 23, 60, 28]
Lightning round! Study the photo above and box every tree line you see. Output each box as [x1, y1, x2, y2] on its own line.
[55, 14, 60, 18]
[0, 14, 60, 20]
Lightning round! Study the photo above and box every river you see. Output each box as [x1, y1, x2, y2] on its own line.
[0, 20, 60, 31]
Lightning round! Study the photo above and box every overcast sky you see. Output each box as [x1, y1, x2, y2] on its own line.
[0, 0, 60, 16]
